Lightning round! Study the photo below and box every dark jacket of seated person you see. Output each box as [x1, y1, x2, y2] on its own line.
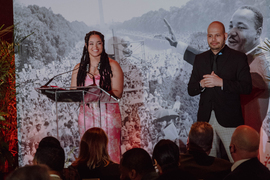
[71, 161, 120, 180]
[179, 150, 232, 180]
[223, 157, 270, 180]
[157, 167, 197, 180]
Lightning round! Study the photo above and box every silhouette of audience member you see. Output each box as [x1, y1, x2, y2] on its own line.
[120, 148, 158, 180]
[34, 147, 65, 180]
[152, 139, 196, 180]
[35, 136, 80, 180]
[37, 136, 61, 149]
[6, 165, 50, 180]
[70, 127, 120, 180]
[180, 122, 232, 180]
[223, 125, 270, 180]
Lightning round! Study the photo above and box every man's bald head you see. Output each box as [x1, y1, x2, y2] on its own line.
[207, 21, 226, 34]
[207, 21, 227, 54]
[231, 125, 259, 153]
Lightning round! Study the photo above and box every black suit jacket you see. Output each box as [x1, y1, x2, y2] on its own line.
[180, 151, 232, 180]
[223, 157, 270, 180]
[188, 45, 252, 127]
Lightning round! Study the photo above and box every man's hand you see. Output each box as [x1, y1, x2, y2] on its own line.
[200, 78, 206, 88]
[202, 71, 223, 88]
[164, 18, 178, 47]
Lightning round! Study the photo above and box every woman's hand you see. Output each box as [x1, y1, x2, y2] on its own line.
[70, 63, 80, 89]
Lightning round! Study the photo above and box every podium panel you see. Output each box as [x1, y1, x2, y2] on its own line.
[36, 85, 120, 139]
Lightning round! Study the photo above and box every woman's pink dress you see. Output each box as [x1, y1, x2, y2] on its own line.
[78, 75, 121, 163]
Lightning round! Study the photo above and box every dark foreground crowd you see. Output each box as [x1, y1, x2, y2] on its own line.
[6, 122, 270, 180]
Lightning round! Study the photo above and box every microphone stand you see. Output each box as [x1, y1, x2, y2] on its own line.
[42, 66, 80, 87]
[86, 71, 102, 127]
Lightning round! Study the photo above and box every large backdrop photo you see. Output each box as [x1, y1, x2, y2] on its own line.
[13, 0, 270, 168]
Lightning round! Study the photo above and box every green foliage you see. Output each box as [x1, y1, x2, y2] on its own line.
[0, 25, 16, 119]
[0, 25, 18, 172]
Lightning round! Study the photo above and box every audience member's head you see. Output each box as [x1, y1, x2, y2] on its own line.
[37, 136, 61, 149]
[6, 165, 50, 180]
[34, 146, 65, 173]
[33, 136, 63, 168]
[187, 122, 213, 154]
[229, 125, 259, 162]
[72, 127, 110, 169]
[152, 139, 179, 174]
[120, 148, 156, 180]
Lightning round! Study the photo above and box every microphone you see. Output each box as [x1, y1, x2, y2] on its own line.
[42, 66, 79, 87]
[86, 63, 96, 86]
[42, 63, 97, 87]
[86, 64, 89, 73]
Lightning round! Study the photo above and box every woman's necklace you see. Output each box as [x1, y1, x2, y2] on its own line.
[89, 62, 100, 75]
[91, 62, 101, 70]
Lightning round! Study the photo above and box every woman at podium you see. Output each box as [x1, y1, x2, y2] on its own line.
[71, 31, 124, 163]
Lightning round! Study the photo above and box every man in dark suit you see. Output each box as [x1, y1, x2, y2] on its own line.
[188, 21, 252, 162]
[224, 125, 270, 180]
[180, 122, 232, 180]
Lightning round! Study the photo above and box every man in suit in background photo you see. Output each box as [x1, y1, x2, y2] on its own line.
[188, 21, 252, 162]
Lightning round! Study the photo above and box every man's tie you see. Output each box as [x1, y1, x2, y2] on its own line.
[212, 54, 218, 73]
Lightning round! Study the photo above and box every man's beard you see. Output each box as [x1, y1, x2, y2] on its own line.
[210, 46, 221, 51]
[209, 43, 225, 52]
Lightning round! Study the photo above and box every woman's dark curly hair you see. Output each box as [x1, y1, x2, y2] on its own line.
[76, 31, 112, 91]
